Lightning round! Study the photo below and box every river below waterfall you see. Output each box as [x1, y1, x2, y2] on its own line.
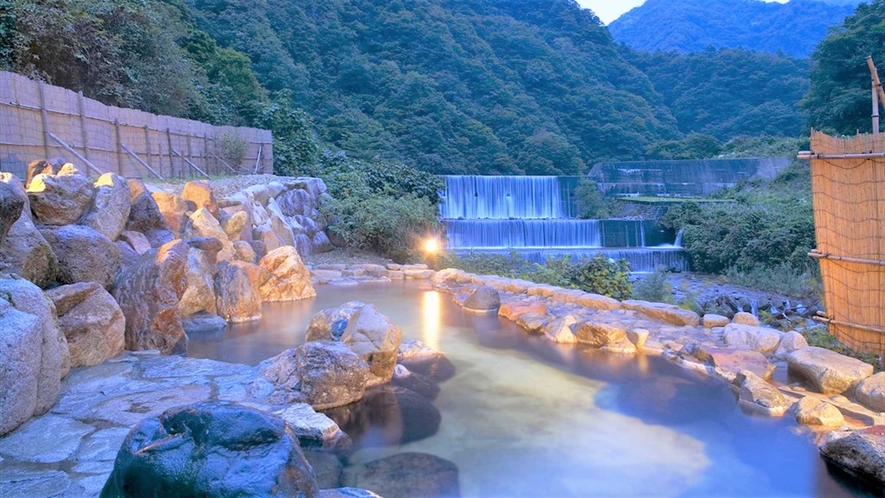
[188, 281, 874, 497]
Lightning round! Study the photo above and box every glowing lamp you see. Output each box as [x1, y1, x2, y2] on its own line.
[424, 237, 440, 254]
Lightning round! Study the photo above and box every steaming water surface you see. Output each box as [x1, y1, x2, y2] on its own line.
[188, 281, 871, 497]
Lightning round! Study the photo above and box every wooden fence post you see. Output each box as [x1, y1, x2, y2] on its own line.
[37, 81, 50, 159]
[114, 120, 123, 175]
[144, 126, 152, 172]
[77, 91, 90, 162]
[166, 129, 175, 179]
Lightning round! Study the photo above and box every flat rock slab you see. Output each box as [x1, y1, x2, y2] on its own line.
[0, 416, 93, 463]
[787, 347, 874, 395]
[705, 348, 776, 381]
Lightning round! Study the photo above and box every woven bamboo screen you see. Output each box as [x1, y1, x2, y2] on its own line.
[809, 130, 885, 356]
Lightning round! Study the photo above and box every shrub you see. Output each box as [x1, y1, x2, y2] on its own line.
[633, 267, 675, 304]
[570, 255, 632, 300]
[216, 132, 248, 167]
[725, 264, 821, 299]
[574, 179, 612, 219]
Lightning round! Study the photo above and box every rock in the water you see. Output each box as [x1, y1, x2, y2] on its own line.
[181, 312, 227, 337]
[26, 166, 93, 225]
[786, 347, 874, 395]
[348, 452, 459, 498]
[276, 403, 343, 443]
[305, 301, 366, 341]
[820, 426, 885, 486]
[113, 240, 189, 355]
[0, 182, 24, 246]
[80, 173, 131, 241]
[723, 323, 783, 354]
[40, 225, 120, 290]
[320, 489, 382, 498]
[703, 313, 730, 328]
[627, 328, 649, 349]
[498, 299, 546, 321]
[855, 372, 885, 413]
[0, 174, 57, 287]
[181, 180, 219, 218]
[793, 396, 845, 427]
[125, 180, 175, 248]
[700, 347, 776, 381]
[305, 451, 344, 489]
[0, 278, 66, 435]
[262, 341, 370, 410]
[99, 402, 320, 498]
[214, 263, 261, 323]
[774, 331, 809, 359]
[463, 286, 500, 312]
[46, 282, 124, 368]
[516, 312, 547, 334]
[258, 246, 316, 302]
[732, 370, 790, 416]
[574, 320, 627, 347]
[544, 315, 578, 344]
[622, 300, 700, 326]
[152, 192, 190, 236]
[600, 338, 638, 355]
[732, 312, 760, 326]
[178, 246, 218, 317]
[397, 340, 456, 382]
[392, 364, 441, 400]
[324, 386, 441, 447]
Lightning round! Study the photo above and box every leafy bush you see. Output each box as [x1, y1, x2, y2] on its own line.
[633, 267, 675, 304]
[725, 264, 821, 299]
[437, 252, 633, 300]
[216, 132, 248, 167]
[574, 179, 612, 219]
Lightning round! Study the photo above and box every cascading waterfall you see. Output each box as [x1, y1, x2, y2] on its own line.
[441, 175, 688, 272]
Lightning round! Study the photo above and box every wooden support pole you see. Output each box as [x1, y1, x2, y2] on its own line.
[37, 81, 50, 159]
[113, 120, 123, 175]
[121, 143, 165, 181]
[47, 132, 104, 176]
[77, 91, 90, 161]
[186, 134, 193, 177]
[866, 57, 885, 131]
[172, 149, 210, 179]
[874, 80, 880, 136]
[166, 129, 175, 179]
[144, 126, 152, 171]
[253, 144, 263, 174]
[211, 152, 238, 174]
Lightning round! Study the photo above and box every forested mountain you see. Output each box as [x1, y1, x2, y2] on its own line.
[609, 0, 856, 58]
[1, 0, 825, 175]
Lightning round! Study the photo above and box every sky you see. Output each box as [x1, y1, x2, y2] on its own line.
[577, 0, 789, 25]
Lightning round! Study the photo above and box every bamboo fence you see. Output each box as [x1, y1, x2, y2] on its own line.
[808, 130, 885, 356]
[0, 71, 273, 180]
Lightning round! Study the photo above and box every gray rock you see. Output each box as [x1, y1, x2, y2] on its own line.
[276, 403, 342, 442]
[125, 179, 175, 248]
[793, 396, 845, 427]
[320, 488, 382, 498]
[732, 311, 760, 326]
[855, 372, 885, 413]
[774, 331, 809, 359]
[27, 166, 93, 225]
[574, 320, 627, 347]
[621, 299, 700, 326]
[305, 451, 344, 490]
[0, 182, 24, 247]
[392, 364, 441, 400]
[786, 347, 874, 395]
[0, 174, 57, 287]
[702, 313, 730, 328]
[347, 452, 459, 498]
[0, 469, 71, 498]
[463, 285, 500, 312]
[723, 323, 783, 354]
[544, 315, 578, 343]
[80, 173, 131, 241]
[40, 225, 120, 290]
[262, 341, 370, 410]
[99, 402, 320, 497]
[24, 158, 62, 188]
[397, 340, 456, 382]
[181, 312, 228, 337]
[820, 426, 885, 486]
[0, 415, 93, 463]
[178, 247, 218, 317]
[214, 263, 261, 323]
[731, 370, 789, 416]
[516, 312, 547, 334]
[46, 282, 125, 368]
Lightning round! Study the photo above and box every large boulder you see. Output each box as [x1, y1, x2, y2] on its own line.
[266, 198, 296, 247]
[278, 189, 315, 217]
[574, 320, 628, 348]
[183, 208, 235, 262]
[0, 182, 24, 246]
[258, 246, 316, 302]
[773, 331, 809, 359]
[397, 340, 456, 382]
[222, 211, 249, 242]
[793, 396, 845, 427]
[113, 240, 189, 355]
[347, 453, 460, 498]
[80, 173, 131, 241]
[24, 158, 62, 188]
[0, 174, 58, 287]
[820, 426, 885, 486]
[26, 165, 93, 225]
[544, 315, 578, 344]
[181, 180, 219, 218]
[622, 300, 700, 326]
[261, 340, 370, 410]
[306, 302, 402, 387]
[99, 402, 320, 498]
[178, 247, 218, 317]
[731, 370, 789, 416]
[855, 372, 885, 413]
[732, 312, 760, 326]
[40, 225, 120, 290]
[786, 347, 875, 395]
[392, 364, 441, 400]
[151, 192, 190, 236]
[125, 179, 175, 248]
[722, 323, 783, 354]
[46, 282, 124, 368]
[0, 278, 67, 435]
[214, 263, 261, 323]
[462, 286, 500, 312]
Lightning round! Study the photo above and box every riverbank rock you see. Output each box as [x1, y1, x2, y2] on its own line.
[544, 315, 578, 344]
[820, 426, 885, 486]
[855, 373, 885, 413]
[214, 263, 261, 323]
[786, 347, 874, 395]
[46, 282, 124, 368]
[463, 286, 500, 312]
[113, 240, 189, 355]
[622, 300, 700, 327]
[99, 402, 319, 498]
[80, 173, 131, 241]
[397, 340, 456, 382]
[498, 299, 546, 321]
[722, 323, 783, 354]
[0, 175, 58, 287]
[574, 320, 627, 348]
[703, 314, 730, 328]
[27, 166, 93, 225]
[178, 247, 218, 317]
[262, 341, 370, 410]
[0, 278, 66, 436]
[40, 225, 120, 290]
[732, 370, 790, 416]
[125, 180, 175, 248]
[516, 312, 547, 334]
[347, 452, 460, 498]
[732, 312, 760, 326]
[258, 246, 316, 302]
[793, 397, 845, 427]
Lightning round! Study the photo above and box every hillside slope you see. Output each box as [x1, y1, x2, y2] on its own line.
[609, 0, 856, 58]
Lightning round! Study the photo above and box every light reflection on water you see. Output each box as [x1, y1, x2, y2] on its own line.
[188, 281, 873, 498]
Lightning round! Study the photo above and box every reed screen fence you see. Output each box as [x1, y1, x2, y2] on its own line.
[808, 131, 885, 357]
[0, 71, 273, 180]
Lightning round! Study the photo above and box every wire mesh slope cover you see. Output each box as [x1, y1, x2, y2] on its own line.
[808, 130, 885, 356]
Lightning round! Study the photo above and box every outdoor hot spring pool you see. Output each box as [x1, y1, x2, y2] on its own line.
[188, 281, 874, 497]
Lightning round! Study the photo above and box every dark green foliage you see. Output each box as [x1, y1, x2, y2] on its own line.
[609, 0, 857, 58]
[804, 0, 885, 135]
[645, 133, 722, 160]
[438, 252, 632, 300]
[258, 95, 321, 177]
[633, 267, 675, 304]
[573, 179, 611, 219]
[630, 48, 810, 141]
